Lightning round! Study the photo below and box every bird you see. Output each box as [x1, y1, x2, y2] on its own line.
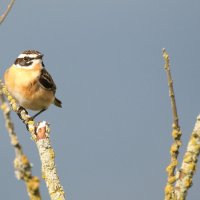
[4, 50, 62, 119]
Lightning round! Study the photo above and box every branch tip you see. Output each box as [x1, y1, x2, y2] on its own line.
[0, 0, 15, 25]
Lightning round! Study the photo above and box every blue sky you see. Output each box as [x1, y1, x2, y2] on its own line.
[0, 0, 200, 199]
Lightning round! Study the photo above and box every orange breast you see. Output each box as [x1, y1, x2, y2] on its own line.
[4, 65, 55, 110]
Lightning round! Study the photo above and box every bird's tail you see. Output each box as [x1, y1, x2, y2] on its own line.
[54, 97, 62, 108]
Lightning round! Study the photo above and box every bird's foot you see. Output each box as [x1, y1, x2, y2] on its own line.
[17, 106, 28, 120]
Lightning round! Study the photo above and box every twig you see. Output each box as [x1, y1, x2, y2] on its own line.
[0, 88, 41, 200]
[163, 48, 179, 127]
[163, 49, 182, 200]
[0, 0, 15, 25]
[0, 80, 66, 200]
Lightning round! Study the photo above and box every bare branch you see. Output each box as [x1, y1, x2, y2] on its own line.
[162, 48, 179, 127]
[0, 0, 15, 25]
[162, 49, 182, 200]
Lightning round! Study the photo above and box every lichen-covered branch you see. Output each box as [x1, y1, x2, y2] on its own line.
[0, 0, 15, 24]
[36, 122, 65, 200]
[174, 115, 200, 199]
[0, 88, 41, 200]
[0, 80, 66, 200]
[163, 49, 182, 200]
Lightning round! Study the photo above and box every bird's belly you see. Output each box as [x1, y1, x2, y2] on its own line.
[18, 93, 54, 110]
[10, 85, 54, 111]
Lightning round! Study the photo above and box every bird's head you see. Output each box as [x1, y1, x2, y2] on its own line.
[14, 50, 44, 69]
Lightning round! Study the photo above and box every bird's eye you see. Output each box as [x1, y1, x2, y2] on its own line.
[24, 57, 30, 61]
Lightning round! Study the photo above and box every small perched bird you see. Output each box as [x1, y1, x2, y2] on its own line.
[4, 50, 62, 119]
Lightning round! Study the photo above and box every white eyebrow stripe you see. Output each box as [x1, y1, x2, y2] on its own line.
[18, 54, 39, 59]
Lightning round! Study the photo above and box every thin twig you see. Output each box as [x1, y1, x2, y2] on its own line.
[163, 48, 179, 127]
[163, 49, 182, 200]
[0, 80, 66, 200]
[0, 87, 41, 200]
[0, 0, 15, 25]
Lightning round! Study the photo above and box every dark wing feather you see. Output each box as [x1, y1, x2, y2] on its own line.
[39, 68, 56, 92]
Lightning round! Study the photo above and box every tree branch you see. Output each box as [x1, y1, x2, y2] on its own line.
[0, 86, 41, 200]
[0, 0, 15, 25]
[162, 49, 182, 200]
[174, 115, 200, 199]
[0, 80, 66, 200]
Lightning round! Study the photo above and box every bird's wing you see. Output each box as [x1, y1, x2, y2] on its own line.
[38, 68, 56, 92]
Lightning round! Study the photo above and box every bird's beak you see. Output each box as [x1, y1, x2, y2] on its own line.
[37, 54, 43, 59]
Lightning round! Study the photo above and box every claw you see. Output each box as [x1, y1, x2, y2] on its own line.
[17, 106, 28, 120]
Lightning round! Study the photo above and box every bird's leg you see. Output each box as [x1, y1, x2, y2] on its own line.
[31, 109, 47, 119]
